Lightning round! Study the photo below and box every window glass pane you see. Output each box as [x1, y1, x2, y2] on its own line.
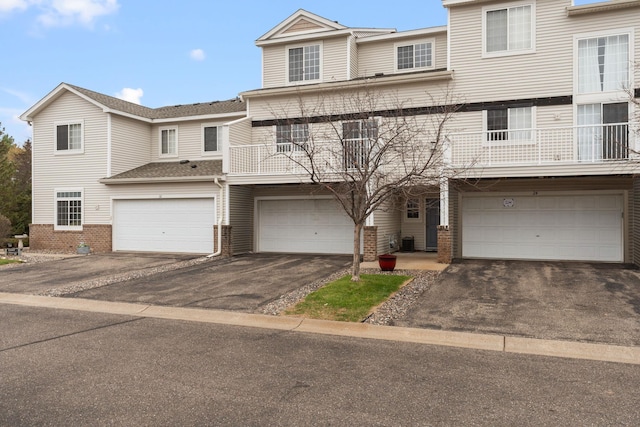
[204, 126, 218, 152]
[56, 125, 68, 151]
[486, 9, 508, 52]
[509, 6, 531, 50]
[487, 109, 508, 141]
[57, 201, 69, 226]
[407, 199, 420, 219]
[509, 107, 532, 140]
[414, 43, 431, 68]
[578, 34, 628, 93]
[161, 129, 176, 154]
[289, 47, 304, 82]
[304, 45, 320, 80]
[397, 45, 414, 69]
[68, 124, 81, 150]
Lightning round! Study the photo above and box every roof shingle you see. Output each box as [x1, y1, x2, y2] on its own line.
[102, 160, 223, 182]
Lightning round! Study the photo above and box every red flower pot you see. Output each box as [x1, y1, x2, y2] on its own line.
[378, 254, 397, 271]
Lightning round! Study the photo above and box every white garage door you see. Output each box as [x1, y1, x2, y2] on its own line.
[462, 193, 623, 262]
[258, 199, 354, 254]
[114, 198, 215, 254]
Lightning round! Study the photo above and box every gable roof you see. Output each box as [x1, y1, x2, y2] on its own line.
[256, 9, 394, 46]
[99, 160, 223, 184]
[21, 83, 246, 123]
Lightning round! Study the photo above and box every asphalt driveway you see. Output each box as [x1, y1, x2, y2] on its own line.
[68, 253, 351, 312]
[0, 253, 197, 294]
[396, 259, 640, 347]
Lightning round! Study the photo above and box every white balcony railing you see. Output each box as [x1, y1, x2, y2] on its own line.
[229, 123, 635, 177]
[449, 123, 635, 168]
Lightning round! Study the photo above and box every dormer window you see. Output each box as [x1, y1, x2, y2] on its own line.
[288, 43, 321, 83]
[396, 41, 433, 71]
[484, 3, 534, 56]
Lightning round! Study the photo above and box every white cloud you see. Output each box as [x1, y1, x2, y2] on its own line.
[1, 0, 119, 27]
[1, 88, 33, 105]
[190, 48, 205, 61]
[115, 87, 143, 105]
[0, 0, 29, 13]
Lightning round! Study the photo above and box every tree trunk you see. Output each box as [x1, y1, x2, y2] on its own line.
[351, 222, 362, 281]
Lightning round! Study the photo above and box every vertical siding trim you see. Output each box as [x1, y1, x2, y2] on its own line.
[347, 33, 352, 80]
[106, 113, 112, 177]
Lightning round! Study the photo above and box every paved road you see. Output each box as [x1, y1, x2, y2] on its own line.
[1, 304, 639, 426]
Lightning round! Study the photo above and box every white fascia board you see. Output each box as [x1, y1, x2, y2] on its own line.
[567, 0, 640, 16]
[257, 9, 347, 42]
[151, 112, 247, 124]
[256, 29, 355, 46]
[99, 175, 225, 185]
[442, 0, 494, 7]
[20, 83, 108, 121]
[225, 116, 252, 126]
[240, 70, 454, 99]
[357, 26, 448, 44]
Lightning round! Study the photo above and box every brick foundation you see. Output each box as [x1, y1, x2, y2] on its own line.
[214, 225, 233, 257]
[363, 226, 378, 262]
[437, 225, 452, 264]
[29, 224, 112, 253]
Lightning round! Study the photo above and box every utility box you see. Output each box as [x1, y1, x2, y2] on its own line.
[401, 236, 414, 252]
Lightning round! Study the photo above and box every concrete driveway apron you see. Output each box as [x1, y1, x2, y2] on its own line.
[396, 259, 640, 347]
[67, 253, 351, 312]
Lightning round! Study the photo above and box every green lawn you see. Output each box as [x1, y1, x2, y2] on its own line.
[0, 259, 21, 266]
[286, 274, 411, 322]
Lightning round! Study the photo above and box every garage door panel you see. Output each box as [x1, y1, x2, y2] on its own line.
[462, 194, 623, 262]
[258, 199, 354, 254]
[114, 199, 215, 254]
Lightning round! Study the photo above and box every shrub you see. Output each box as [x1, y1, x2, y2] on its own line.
[0, 214, 11, 240]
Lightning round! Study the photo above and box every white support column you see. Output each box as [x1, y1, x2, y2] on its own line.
[440, 178, 449, 227]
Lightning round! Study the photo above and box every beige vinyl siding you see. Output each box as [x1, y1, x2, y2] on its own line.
[373, 199, 402, 255]
[400, 203, 425, 251]
[110, 114, 151, 176]
[357, 32, 447, 78]
[349, 35, 358, 80]
[323, 37, 349, 82]
[262, 45, 286, 88]
[261, 36, 350, 89]
[109, 182, 222, 218]
[228, 185, 254, 254]
[228, 117, 253, 146]
[448, 0, 640, 103]
[31, 91, 109, 225]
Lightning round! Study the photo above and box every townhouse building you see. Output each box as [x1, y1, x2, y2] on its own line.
[21, 0, 640, 265]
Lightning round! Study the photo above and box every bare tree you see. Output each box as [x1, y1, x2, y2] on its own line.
[266, 85, 462, 281]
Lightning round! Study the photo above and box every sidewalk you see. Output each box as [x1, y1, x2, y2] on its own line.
[360, 252, 449, 271]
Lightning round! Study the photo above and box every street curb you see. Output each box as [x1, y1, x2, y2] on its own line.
[1, 292, 638, 365]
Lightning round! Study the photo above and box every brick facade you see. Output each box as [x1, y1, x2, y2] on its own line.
[437, 225, 452, 264]
[214, 225, 233, 257]
[29, 224, 112, 253]
[363, 226, 378, 262]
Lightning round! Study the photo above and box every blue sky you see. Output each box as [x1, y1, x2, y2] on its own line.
[0, 0, 600, 143]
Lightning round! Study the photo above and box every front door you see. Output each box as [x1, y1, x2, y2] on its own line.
[426, 199, 440, 251]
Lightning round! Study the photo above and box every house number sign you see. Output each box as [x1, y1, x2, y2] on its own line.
[503, 198, 515, 208]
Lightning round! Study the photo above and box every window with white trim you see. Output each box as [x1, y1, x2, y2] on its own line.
[276, 123, 309, 152]
[396, 41, 433, 71]
[343, 119, 378, 169]
[159, 127, 178, 157]
[56, 122, 83, 152]
[577, 102, 629, 161]
[288, 44, 321, 83]
[484, 3, 533, 55]
[577, 34, 629, 94]
[203, 125, 222, 153]
[406, 199, 420, 220]
[55, 190, 82, 230]
[485, 107, 533, 142]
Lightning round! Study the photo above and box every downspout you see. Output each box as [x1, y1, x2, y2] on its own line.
[208, 177, 224, 258]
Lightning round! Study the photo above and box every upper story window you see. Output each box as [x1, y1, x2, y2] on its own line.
[577, 34, 629, 94]
[276, 123, 309, 152]
[485, 106, 533, 143]
[288, 43, 321, 83]
[396, 41, 433, 71]
[484, 3, 534, 56]
[55, 189, 82, 230]
[203, 125, 222, 154]
[55, 122, 83, 153]
[159, 127, 178, 157]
